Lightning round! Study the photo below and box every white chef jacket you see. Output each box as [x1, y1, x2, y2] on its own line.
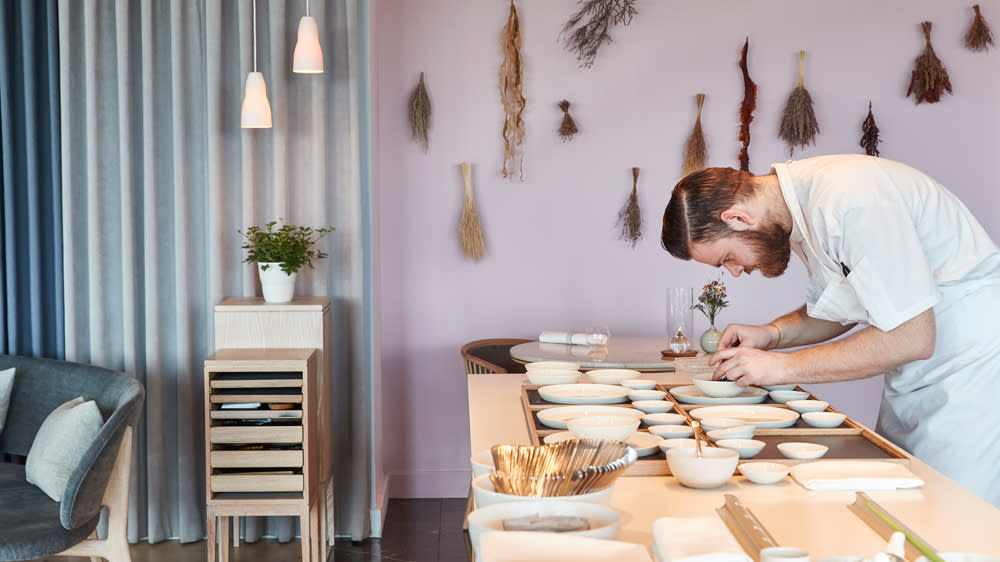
[773, 154, 1000, 507]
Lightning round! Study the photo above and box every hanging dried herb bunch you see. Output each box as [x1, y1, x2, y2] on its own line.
[906, 21, 952, 104]
[965, 4, 994, 52]
[557, 100, 579, 142]
[408, 72, 431, 151]
[778, 51, 820, 157]
[459, 162, 486, 261]
[500, 0, 527, 180]
[737, 38, 757, 172]
[560, 0, 638, 69]
[860, 101, 882, 157]
[682, 94, 708, 176]
[617, 167, 642, 248]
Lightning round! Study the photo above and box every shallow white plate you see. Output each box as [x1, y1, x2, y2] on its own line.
[669, 385, 768, 405]
[689, 405, 800, 428]
[537, 405, 644, 429]
[917, 555, 1000, 562]
[467, 500, 621, 557]
[538, 384, 630, 405]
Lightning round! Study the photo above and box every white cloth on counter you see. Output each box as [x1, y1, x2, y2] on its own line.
[539, 331, 591, 346]
[789, 461, 924, 491]
[479, 531, 653, 562]
[651, 516, 751, 562]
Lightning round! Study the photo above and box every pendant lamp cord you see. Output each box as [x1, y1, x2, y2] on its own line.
[252, 0, 258, 72]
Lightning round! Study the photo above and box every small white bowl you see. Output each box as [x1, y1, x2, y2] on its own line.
[777, 442, 829, 460]
[471, 449, 495, 478]
[526, 361, 581, 372]
[802, 411, 846, 428]
[567, 415, 640, 442]
[467, 500, 621, 557]
[769, 390, 810, 403]
[738, 462, 791, 485]
[762, 384, 796, 391]
[642, 413, 687, 426]
[471, 474, 614, 507]
[525, 369, 581, 385]
[786, 399, 829, 414]
[649, 424, 694, 439]
[621, 379, 656, 390]
[707, 424, 756, 442]
[699, 417, 746, 432]
[586, 369, 643, 384]
[631, 400, 675, 414]
[628, 389, 667, 401]
[715, 438, 766, 458]
[667, 447, 739, 488]
[657, 438, 699, 452]
[691, 374, 743, 398]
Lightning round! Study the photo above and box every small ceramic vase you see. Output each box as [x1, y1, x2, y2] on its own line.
[700, 325, 722, 353]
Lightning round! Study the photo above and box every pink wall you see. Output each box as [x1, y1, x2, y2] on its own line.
[372, 0, 1000, 497]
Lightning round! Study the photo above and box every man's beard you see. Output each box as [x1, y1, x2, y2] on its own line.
[737, 222, 792, 278]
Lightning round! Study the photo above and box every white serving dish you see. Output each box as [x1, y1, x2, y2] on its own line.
[691, 374, 744, 398]
[585, 369, 643, 384]
[471, 449, 494, 478]
[786, 399, 829, 414]
[538, 384, 630, 405]
[657, 438, 698, 452]
[706, 424, 756, 442]
[526, 361, 581, 372]
[471, 474, 614, 508]
[769, 390, 810, 403]
[649, 424, 694, 439]
[627, 389, 666, 401]
[715, 438, 765, 458]
[568, 415, 641, 442]
[739, 461, 791, 484]
[467, 500, 622, 558]
[669, 385, 769, 405]
[537, 406, 643, 430]
[801, 411, 847, 428]
[620, 379, 656, 390]
[699, 417, 746, 432]
[689, 405, 800, 429]
[642, 412, 687, 426]
[525, 369, 581, 385]
[631, 400, 674, 414]
[777, 442, 829, 460]
[666, 446, 739, 488]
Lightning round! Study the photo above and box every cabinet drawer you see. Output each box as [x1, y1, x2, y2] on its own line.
[211, 473, 303, 493]
[210, 426, 303, 444]
[211, 450, 303, 468]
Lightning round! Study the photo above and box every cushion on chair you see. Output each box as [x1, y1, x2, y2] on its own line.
[26, 397, 104, 501]
[0, 367, 13, 434]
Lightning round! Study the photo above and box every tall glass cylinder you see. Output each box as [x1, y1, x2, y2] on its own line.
[666, 287, 694, 353]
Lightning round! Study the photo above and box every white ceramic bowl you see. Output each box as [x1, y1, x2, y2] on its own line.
[471, 473, 614, 507]
[699, 417, 746, 432]
[707, 424, 756, 442]
[738, 461, 791, 484]
[621, 379, 657, 390]
[769, 390, 810, 403]
[667, 447, 739, 488]
[657, 438, 699, 452]
[525, 369, 581, 385]
[786, 399, 829, 414]
[691, 374, 743, 398]
[762, 384, 796, 391]
[802, 411, 846, 428]
[649, 424, 694, 439]
[471, 449, 494, 478]
[567, 415, 641, 442]
[586, 369, 643, 384]
[716, 438, 766, 458]
[467, 500, 621, 557]
[526, 361, 581, 372]
[631, 400, 674, 414]
[627, 389, 667, 401]
[642, 413, 687, 426]
[777, 442, 829, 459]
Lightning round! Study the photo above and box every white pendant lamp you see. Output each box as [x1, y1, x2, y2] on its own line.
[293, 0, 324, 73]
[241, 0, 272, 128]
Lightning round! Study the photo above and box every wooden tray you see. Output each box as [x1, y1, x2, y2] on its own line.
[519, 384, 911, 476]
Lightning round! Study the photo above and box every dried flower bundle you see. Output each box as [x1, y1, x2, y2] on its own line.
[860, 101, 881, 157]
[557, 100, 579, 142]
[500, 1, 527, 180]
[682, 94, 708, 176]
[778, 51, 820, 157]
[906, 21, 952, 104]
[459, 162, 486, 261]
[617, 167, 642, 248]
[560, 0, 638, 69]
[408, 72, 431, 151]
[965, 4, 994, 52]
[737, 38, 757, 172]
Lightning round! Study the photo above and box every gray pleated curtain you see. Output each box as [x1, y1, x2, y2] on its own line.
[57, 0, 372, 543]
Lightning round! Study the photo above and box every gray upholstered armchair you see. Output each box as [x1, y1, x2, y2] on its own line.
[0, 355, 144, 562]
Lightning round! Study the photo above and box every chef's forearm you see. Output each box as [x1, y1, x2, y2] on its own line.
[769, 305, 853, 349]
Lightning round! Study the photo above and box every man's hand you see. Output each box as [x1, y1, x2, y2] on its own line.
[707, 346, 792, 386]
[717, 323, 777, 351]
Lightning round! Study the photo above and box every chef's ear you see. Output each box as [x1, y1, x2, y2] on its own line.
[720, 208, 756, 231]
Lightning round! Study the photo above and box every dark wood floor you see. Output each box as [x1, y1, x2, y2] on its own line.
[36, 498, 472, 562]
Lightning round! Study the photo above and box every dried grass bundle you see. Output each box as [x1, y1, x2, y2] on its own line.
[617, 167, 642, 248]
[965, 4, 994, 52]
[459, 162, 486, 261]
[682, 94, 708, 176]
[906, 21, 952, 104]
[560, 0, 638, 69]
[860, 101, 881, 157]
[778, 51, 820, 157]
[500, 1, 527, 180]
[737, 38, 757, 172]
[557, 100, 579, 142]
[408, 72, 431, 151]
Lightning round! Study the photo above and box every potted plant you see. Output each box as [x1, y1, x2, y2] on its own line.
[240, 219, 335, 303]
[693, 277, 729, 353]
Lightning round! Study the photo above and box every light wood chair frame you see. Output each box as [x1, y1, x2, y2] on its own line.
[460, 338, 530, 374]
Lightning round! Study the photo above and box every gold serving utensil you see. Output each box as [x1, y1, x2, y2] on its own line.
[692, 420, 704, 458]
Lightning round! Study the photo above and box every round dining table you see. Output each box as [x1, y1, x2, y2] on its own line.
[509, 336, 681, 371]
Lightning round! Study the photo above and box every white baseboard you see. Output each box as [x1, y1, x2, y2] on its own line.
[387, 468, 471, 498]
[369, 472, 390, 538]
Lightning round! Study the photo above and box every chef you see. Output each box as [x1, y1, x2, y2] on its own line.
[660, 154, 1000, 507]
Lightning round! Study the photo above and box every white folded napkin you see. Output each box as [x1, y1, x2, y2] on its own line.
[651, 516, 751, 562]
[789, 461, 924, 491]
[539, 331, 591, 346]
[480, 531, 653, 562]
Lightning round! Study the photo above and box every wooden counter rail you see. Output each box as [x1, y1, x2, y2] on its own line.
[467, 371, 1000, 558]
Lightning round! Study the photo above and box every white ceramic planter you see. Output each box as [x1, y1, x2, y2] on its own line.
[257, 262, 297, 303]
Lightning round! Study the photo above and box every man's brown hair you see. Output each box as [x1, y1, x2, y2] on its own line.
[660, 167, 758, 260]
